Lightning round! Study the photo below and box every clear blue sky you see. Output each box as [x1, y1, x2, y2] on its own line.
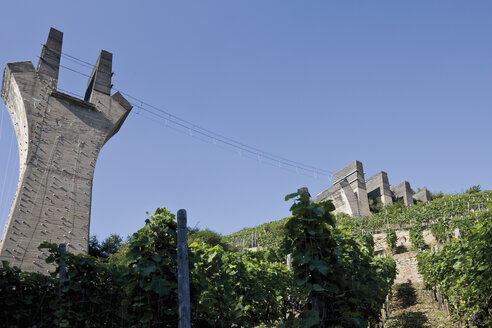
[0, 1, 491, 240]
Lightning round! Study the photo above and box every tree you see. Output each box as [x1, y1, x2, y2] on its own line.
[89, 234, 123, 259]
[368, 198, 383, 214]
[187, 227, 229, 249]
[465, 185, 481, 194]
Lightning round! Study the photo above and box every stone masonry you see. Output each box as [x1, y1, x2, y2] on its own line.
[0, 28, 132, 273]
[366, 171, 393, 206]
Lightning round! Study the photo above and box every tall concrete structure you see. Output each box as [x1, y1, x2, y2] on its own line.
[0, 28, 132, 273]
[366, 171, 393, 206]
[391, 181, 414, 207]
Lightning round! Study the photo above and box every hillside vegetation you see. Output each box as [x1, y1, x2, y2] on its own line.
[1, 189, 489, 327]
[224, 190, 492, 246]
[224, 189, 492, 327]
[1, 190, 397, 328]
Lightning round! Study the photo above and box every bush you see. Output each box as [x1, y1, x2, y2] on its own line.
[358, 231, 375, 255]
[282, 189, 396, 327]
[386, 228, 397, 251]
[409, 223, 426, 250]
[187, 228, 227, 249]
[417, 218, 492, 326]
[465, 185, 481, 194]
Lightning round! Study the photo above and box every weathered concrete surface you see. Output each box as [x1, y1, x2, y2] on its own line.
[391, 181, 414, 207]
[332, 160, 371, 217]
[317, 179, 360, 217]
[366, 171, 393, 206]
[0, 28, 132, 273]
[414, 188, 431, 203]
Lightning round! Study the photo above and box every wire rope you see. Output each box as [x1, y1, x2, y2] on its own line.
[56, 54, 334, 180]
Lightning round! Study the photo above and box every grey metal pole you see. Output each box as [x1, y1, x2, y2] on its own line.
[177, 209, 191, 328]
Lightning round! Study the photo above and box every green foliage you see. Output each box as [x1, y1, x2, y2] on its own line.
[430, 190, 445, 200]
[368, 197, 384, 214]
[223, 217, 289, 250]
[282, 189, 396, 327]
[409, 223, 426, 250]
[1, 208, 293, 327]
[120, 207, 180, 325]
[357, 231, 375, 256]
[0, 261, 57, 328]
[89, 233, 124, 259]
[335, 190, 492, 232]
[385, 228, 397, 251]
[190, 244, 292, 327]
[7, 188, 489, 327]
[187, 228, 228, 249]
[465, 184, 481, 194]
[430, 221, 450, 244]
[43, 243, 127, 327]
[417, 217, 492, 326]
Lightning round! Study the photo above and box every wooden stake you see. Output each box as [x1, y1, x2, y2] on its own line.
[177, 209, 190, 328]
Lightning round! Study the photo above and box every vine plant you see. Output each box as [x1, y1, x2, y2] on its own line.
[282, 189, 396, 328]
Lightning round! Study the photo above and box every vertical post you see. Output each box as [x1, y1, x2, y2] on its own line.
[177, 209, 191, 328]
[59, 243, 66, 282]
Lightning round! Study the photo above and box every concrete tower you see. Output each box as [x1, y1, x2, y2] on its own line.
[0, 28, 132, 273]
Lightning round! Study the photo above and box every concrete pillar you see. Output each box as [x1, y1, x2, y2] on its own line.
[0, 28, 132, 273]
[332, 160, 371, 217]
[366, 171, 393, 206]
[391, 181, 414, 207]
[414, 188, 431, 203]
[317, 179, 360, 217]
